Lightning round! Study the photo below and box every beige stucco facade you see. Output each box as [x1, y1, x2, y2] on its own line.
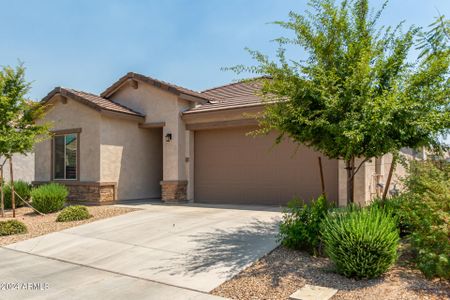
[337, 152, 410, 206]
[34, 75, 411, 206]
[35, 95, 101, 182]
[99, 114, 162, 200]
[109, 82, 194, 199]
[34, 93, 163, 201]
[1, 153, 34, 183]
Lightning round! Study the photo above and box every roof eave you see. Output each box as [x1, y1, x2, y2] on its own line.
[99, 109, 145, 122]
[40, 87, 144, 121]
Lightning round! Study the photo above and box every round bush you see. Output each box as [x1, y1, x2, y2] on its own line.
[0, 220, 27, 236]
[321, 206, 400, 279]
[2, 180, 31, 209]
[56, 205, 91, 222]
[30, 183, 68, 213]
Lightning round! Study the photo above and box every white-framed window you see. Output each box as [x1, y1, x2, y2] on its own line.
[53, 133, 78, 180]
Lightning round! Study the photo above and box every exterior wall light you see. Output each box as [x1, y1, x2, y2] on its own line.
[165, 133, 172, 142]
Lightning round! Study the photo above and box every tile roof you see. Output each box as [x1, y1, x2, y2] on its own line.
[41, 87, 144, 118]
[185, 78, 268, 114]
[101, 72, 212, 102]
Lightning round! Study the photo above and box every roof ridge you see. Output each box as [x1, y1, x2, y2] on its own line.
[64, 87, 102, 98]
[130, 72, 202, 95]
[201, 76, 269, 94]
[102, 72, 212, 101]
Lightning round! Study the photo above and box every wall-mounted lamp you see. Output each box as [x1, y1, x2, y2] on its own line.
[165, 133, 172, 142]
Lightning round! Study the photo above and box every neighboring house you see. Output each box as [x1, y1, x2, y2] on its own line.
[1, 153, 35, 183]
[34, 72, 402, 206]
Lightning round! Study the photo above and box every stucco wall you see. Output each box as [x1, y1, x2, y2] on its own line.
[378, 153, 408, 194]
[100, 114, 162, 200]
[338, 152, 411, 206]
[1, 153, 34, 183]
[35, 96, 101, 182]
[109, 83, 192, 184]
[186, 130, 195, 200]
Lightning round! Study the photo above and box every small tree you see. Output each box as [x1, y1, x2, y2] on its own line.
[230, 0, 450, 204]
[0, 63, 49, 217]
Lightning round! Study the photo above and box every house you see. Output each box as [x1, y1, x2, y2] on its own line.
[34, 72, 402, 206]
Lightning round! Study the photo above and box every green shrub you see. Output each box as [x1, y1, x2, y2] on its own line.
[278, 195, 330, 255]
[30, 183, 68, 213]
[369, 196, 412, 236]
[397, 161, 450, 279]
[56, 205, 91, 222]
[2, 180, 31, 209]
[411, 223, 449, 279]
[0, 220, 27, 236]
[321, 206, 399, 279]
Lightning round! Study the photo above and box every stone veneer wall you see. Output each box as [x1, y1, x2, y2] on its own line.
[33, 181, 116, 204]
[160, 180, 187, 202]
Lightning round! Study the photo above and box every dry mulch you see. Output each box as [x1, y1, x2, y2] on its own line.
[0, 206, 139, 246]
[212, 246, 450, 300]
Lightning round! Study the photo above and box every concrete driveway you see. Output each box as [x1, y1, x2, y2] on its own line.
[1, 204, 280, 299]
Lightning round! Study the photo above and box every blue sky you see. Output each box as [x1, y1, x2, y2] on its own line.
[0, 0, 449, 101]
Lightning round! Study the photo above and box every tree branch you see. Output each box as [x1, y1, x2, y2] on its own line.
[351, 157, 370, 179]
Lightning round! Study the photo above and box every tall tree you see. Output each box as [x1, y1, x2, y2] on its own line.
[0, 63, 49, 217]
[231, 0, 450, 204]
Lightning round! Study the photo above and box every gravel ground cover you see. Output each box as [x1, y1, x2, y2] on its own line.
[212, 246, 450, 300]
[0, 206, 139, 246]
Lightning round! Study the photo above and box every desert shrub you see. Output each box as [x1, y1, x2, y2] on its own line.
[278, 195, 330, 255]
[30, 183, 68, 213]
[411, 221, 449, 279]
[0, 220, 27, 236]
[56, 205, 91, 222]
[321, 205, 399, 279]
[398, 161, 450, 279]
[369, 196, 412, 236]
[2, 180, 31, 209]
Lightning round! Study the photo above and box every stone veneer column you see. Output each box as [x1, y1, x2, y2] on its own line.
[160, 98, 191, 203]
[160, 180, 188, 202]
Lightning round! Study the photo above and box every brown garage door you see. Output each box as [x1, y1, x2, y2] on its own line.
[194, 126, 338, 206]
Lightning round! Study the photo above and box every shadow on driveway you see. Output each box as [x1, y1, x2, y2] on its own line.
[158, 218, 280, 276]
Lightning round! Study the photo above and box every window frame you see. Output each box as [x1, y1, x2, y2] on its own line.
[51, 128, 81, 181]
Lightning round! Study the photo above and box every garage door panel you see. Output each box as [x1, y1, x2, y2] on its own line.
[195, 127, 338, 205]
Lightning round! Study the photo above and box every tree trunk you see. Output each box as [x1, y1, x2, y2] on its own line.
[382, 154, 397, 201]
[9, 157, 15, 218]
[0, 166, 4, 218]
[318, 157, 326, 196]
[345, 158, 355, 205]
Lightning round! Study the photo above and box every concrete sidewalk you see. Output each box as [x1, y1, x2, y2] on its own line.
[0, 247, 225, 300]
[2, 204, 280, 298]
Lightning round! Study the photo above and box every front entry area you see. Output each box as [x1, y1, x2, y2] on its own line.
[194, 127, 338, 206]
